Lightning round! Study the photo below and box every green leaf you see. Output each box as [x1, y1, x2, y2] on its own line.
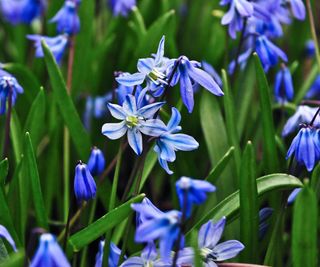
[23, 88, 46, 150]
[292, 186, 318, 267]
[139, 149, 158, 192]
[41, 40, 91, 159]
[10, 110, 23, 164]
[253, 53, 278, 172]
[0, 158, 9, 186]
[239, 141, 259, 263]
[0, 251, 25, 267]
[0, 239, 8, 263]
[25, 132, 48, 229]
[69, 194, 145, 251]
[187, 174, 303, 234]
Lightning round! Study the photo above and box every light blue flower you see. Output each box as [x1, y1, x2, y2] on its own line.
[95, 240, 124, 267]
[178, 217, 244, 267]
[131, 198, 181, 261]
[116, 36, 168, 88]
[108, 0, 136, 17]
[30, 233, 70, 267]
[74, 161, 97, 202]
[228, 48, 252, 74]
[274, 65, 294, 103]
[50, 0, 80, 35]
[87, 147, 106, 176]
[102, 94, 166, 155]
[176, 177, 216, 218]
[154, 108, 199, 174]
[0, 225, 17, 252]
[201, 61, 223, 88]
[288, 0, 306, 20]
[27, 34, 69, 63]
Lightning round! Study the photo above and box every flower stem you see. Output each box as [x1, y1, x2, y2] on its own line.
[2, 82, 13, 158]
[309, 107, 320, 126]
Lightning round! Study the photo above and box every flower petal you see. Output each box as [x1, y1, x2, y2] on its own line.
[116, 72, 146, 87]
[102, 121, 127, 140]
[211, 240, 244, 261]
[139, 119, 167, 137]
[124, 95, 138, 114]
[167, 107, 181, 132]
[162, 134, 199, 151]
[137, 58, 155, 74]
[0, 225, 17, 252]
[180, 69, 194, 113]
[127, 128, 143, 155]
[108, 103, 127, 120]
[138, 102, 165, 118]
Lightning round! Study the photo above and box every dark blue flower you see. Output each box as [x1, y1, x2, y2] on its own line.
[258, 207, 273, 240]
[0, 69, 24, 115]
[30, 233, 70, 267]
[176, 177, 216, 218]
[286, 127, 320, 171]
[131, 198, 181, 261]
[154, 108, 199, 174]
[50, 0, 80, 35]
[287, 188, 302, 205]
[274, 65, 294, 103]
[305, 40, 315, 58]
[201, 61, 223, 88]
[87, 147, 106, 176]
[305, 75, 320, 99]
[74, 161, 97, 202]
[228, 48, 252, 74]
[0, 225, 17, 252]
[95, 240, 124, 267]
[27, 34, 69, 64]
[169, 56, 223, 113]
[108, 0, 136, 17]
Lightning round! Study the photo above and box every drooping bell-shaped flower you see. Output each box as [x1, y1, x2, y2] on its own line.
[74, 161, 97, 202]
[288, 0, 306, 20]
[95, 240, 124, 267]
[305, 40, 315, 58]
[108, 0, 136, 17]
[30, 233, 70, 267]
[274, 65, 294, 103]
[87, 147, 106, 176]
[50, 0, 80, 35]
[0, 225, 17, 252]
[258, 207, 273, 240]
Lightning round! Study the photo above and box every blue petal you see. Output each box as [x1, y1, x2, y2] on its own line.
[123, 94, 138, 114]
[167, 107, 181, 132]
[135, 219, 170, 243]
[159, 226, 180, 261]
[127, 128, 143, 155]
[119, 256, 144, 267]
[155, 36, 165, 65]
[116, 72, 146, 87]
[138, 101, 165, 118]
[290, 0, 306, 20]
[0, 225, 17, 252]
[162, 134, 199, 151]
[287, 188, 302, 205]
[139, 119, 167, 137]
[180, 68, 194, 113]
[102, 121, 127, 140]
[283, 67, 294, 101]
[199, 217, 226, 248]
[137, 58, 155, 75]
[156, 139, 176, 162]
[107, 103, 127, 120]
[141, 242, 157, 261]
[211, 240, 244, 261]
[235, 0, 253, 17]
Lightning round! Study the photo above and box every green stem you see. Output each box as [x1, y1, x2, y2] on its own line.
[63, 127, 70, 222]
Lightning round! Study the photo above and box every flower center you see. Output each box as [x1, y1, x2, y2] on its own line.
[148, 69, 167, 85]
[126, 115, 139, 128]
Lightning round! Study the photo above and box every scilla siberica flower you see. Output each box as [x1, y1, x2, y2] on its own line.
[258, 207, 273, 240]
[116, 36, 168, 89]
[0, 225, 17, 252]
[178, 217, 244, 267]
[154, 108, 199, 175]
[169, 56, 224, 113]
[286, 126, 320, 171]
[0, 69, 24, 115]
[74, 161, 97, 202]
[108, 0, 136, 17]
[305, 75, 320, 99]
[102, 94, 166, 155]
[274, 65, 294, 103]
[131, 198, 181, 261]
[176, 177, 216, 218]
[288, 0, 306, 20]
[50, 0, 80, 35]
[30, 233, 70, 267]
[95, 240, 124, 267]
[305, 40, 315, 58]
[27, 34, 69, 64]
[87, 147, 106, 176]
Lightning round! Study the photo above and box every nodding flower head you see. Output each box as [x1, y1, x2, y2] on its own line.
[87, 147, 106, 177]
[274, 65, 294, 103]
[108, 0, 136, 17]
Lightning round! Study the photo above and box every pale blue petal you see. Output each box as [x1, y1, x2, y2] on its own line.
[167, 107, 181, 132]
[135, 219, 169, 242]
[180, 69, 194, 113]
[162, 134, 199, 151]
[0, 225, 17, 252]
[102, 121, 127, 140]
[141, 242, 157, 261]
[137, 58, 155, 74]
[139, 119, 167, 137]
[211, 240, 244, 261]
[108, 103, 127, 120]
[156, 139, 176, 162]
[204, 217, 226, 248]
[124, 95, 138, 114]
[116, 72, 146, 87]
[155, 36, 165, 65]
[127, 128, 143, 155]
[287, 188, 302, 205]
[138, 102, 165, 118]
[290, 0, 306, 20]
[120, 257, 144, 267]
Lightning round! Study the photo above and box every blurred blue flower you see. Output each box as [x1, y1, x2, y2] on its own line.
[305, 75, 320, 99]
[220, 0, 254, 39]
[50, 0, 80, 35]
[288, 0, 306, 20]
[154, 108, 199, 174]
[95, 240, 124, 267]
[305, 40, 315, 58]
[255, 35, 288, 72]
[282, 105, 320, 137]
[176, 177, 216, 218]
[116, 36, 168, 88]
[30, 233, 70, 267]
[274, 65, 294, 103]
[258, 207, 273, 240]
[134, 197, 164, 226]
[74, 161, 97, 202]
[0, 69, 24, 115]
[102, 94, 166, 155]
[169, 56, 224, 113]
[87, 147, 105, 176]
[0, 0, 46, 25]
[286, 127, 320, 171]
[132, 199, 181, 261]
[108, 0, 136, 17]
[0, 225, 17, 252]
[178, 217, 244, 266]
[201, 61, 223, 88]
[287, 188, 302, 205]
[27, 34, 69, 64]
[228, 48, 252, 74]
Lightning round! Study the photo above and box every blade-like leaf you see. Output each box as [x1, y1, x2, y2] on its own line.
[0, 158, 9, 186]
[41, 41, 91, 159]
[68, 194, 145, 251]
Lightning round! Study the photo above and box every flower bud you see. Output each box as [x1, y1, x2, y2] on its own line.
[74, 161, 96, 202]
[87, 147, 106, 176]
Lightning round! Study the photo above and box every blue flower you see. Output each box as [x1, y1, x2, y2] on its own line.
[258, 207, 273, 240]
[169, 56, 224, 113]
[178, 217, 244, 267]
[0, 225, 17, 252]
[220, 0, 254, 39]
[101, 94, 166, 155]
[201, 61, 223, 88]
[282, 105, 320, 137]
[87, 147, 106, 176]
[255, 35, 288, 72]
[286, 127, 320, 171]
[0, 69, 24, 115]
[287, 188, 302, 205]
[74, 161, 97, 202]
[116, 36, 168, 89]
[30, 233, 70, 267]
[288, 0, 306, 20]
[228, 48, 252, 74]
[305, 40, 315, 58]
[131, 198, 181, 261]
[274, 65, 294, 103]
[154, 108, 199, 174]
[95, 240, 124, 267]
[108, 0, 136, 17]
[305, 75, 320, 99]
[50, 0, 80, 35]
[27, 34, 69, 63]
[176, 177, 216, 218]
